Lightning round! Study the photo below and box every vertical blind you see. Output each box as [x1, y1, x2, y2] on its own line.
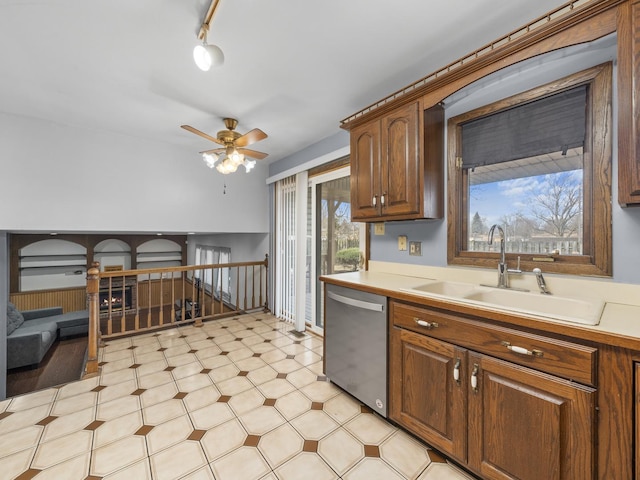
[275, 175, 297, 323]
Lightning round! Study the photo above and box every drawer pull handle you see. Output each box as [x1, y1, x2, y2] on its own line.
[470, 363, 479, 392]
[501, 341, 544, 357]
[372, 195, 377, 207]
[453, 358, 461, 383]
[414, 318, 439, 329]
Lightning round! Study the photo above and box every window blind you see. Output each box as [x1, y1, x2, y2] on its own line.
[461, 85, 587, 169]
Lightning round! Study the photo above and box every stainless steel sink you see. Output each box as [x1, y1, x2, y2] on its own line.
[402, 280, 604, 326]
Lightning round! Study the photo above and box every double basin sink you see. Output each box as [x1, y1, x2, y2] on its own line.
[401, 280, 604, 326]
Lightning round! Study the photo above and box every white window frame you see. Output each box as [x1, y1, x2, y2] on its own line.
[194, 245, 231, 301]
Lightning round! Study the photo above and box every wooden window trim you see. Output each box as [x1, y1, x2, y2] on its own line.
[447, 62, 612, 277]
[308, 155, 350, 178]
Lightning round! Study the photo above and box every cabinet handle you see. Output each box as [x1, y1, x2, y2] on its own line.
[381, 192, 386, 206]
[500, 341, 544, 357]
[453, 358, 461, 383]
[372, 195, 377, 207]
[470, 363, 479, 392]
[414, 318, 439, 329]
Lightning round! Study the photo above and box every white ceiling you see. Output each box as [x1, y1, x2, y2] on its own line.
[0, 0, 570, 165]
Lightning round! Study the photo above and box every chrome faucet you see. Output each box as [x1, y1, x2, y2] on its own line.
[487, 224, 508, 288]
[533, 268, 551, 295]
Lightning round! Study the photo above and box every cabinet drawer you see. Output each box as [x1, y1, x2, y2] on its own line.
[391, 301, 597, 386]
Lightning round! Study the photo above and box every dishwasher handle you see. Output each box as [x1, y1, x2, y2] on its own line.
[327, 291, 385, 312]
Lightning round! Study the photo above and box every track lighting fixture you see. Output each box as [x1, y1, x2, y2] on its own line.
[193, 0, 224, 71]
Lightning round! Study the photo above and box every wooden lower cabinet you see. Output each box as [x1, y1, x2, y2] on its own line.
[390, 322, 596, 480]
[466, 352, 595, 480]
[389, 328, 468, 462]
[635, 362, 640, 480]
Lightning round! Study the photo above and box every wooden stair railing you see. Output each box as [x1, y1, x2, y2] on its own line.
[84, 255, 269, 376]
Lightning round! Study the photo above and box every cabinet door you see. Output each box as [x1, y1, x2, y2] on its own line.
[350, 120, 381, 220]
[467, 352, 595, 480]
[636, 362, 640, 480]
[617, 1, 640, 205]
[381, 101, 421, 217]
[389, 326, 467, 462]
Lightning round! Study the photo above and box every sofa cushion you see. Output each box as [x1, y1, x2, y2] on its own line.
[52, 310, 89, 328]
[7, 302, 25, 336]
[12, 316, 61, 333]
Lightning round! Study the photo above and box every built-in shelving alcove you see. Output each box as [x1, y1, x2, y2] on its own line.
[9, 234, 187, 311]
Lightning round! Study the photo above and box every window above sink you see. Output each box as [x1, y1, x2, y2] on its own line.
[446, 61, 613, 277]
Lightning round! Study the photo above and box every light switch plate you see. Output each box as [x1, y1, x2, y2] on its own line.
[398, 235, 408, 251]
[374, 223, 385, 235]
[409, 241, 422, 256]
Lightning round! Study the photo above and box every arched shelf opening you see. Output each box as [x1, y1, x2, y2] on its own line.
[19, 239, 87, 291]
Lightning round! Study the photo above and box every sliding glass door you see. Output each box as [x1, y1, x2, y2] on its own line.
[306, 167, 365, 330]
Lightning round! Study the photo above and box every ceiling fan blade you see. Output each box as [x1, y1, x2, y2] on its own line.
[237, 148, 268, 160]
[181, 125, 224, 145]
[199, 148, 225, 155]
[235, 128, 267, 147]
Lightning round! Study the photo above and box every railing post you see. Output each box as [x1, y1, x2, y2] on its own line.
[263, 253, 270, 313]
[85, 264, 100, 376]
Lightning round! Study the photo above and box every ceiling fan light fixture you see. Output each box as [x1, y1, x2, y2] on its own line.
[216, 157, 238, 174]
[202, 152, 218, 168]
[243, 159, 256, 173]
[229, 149, 244, 166]
[193, 42, 224, 71]
[182, 117, 267, 176]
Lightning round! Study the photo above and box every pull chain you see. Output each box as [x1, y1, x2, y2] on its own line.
[223, 181, 227, 195]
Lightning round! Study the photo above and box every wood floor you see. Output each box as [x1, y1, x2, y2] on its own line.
[6, 336, 87, 398]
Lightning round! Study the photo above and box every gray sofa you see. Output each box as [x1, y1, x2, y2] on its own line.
[6, 303, 89, 369]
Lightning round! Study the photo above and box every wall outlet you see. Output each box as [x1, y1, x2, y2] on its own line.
[398, 235, 408, 251]
[374, 223, 385, 235]
[409, 241, 422, 256]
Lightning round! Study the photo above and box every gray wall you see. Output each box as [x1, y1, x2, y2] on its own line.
[268, 131, 349, 179]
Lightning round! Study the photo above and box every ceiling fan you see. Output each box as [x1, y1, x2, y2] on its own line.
[181, 118, 268, 174]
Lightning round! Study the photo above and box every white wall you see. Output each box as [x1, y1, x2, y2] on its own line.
[0, 113, 269, 234]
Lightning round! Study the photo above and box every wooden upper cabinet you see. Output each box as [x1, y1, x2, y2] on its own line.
[350, 119, 381, 219]
[381, 102, 421, 217]
[349, 102, 443, 221]
[618, 0, 640, 206]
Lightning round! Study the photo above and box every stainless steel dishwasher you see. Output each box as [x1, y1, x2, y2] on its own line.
[325, 283, 388, 417]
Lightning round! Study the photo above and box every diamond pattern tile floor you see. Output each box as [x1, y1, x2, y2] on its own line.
[0, 312, 477, 479]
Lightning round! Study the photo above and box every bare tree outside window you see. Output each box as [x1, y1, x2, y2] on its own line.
[468, 160, 584, 256]
[530, 171, 582, 238]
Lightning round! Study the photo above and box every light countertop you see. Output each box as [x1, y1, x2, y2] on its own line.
[321, 270, 640, 349]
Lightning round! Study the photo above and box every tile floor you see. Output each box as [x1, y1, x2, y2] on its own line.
[0, 312, 475, 480]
